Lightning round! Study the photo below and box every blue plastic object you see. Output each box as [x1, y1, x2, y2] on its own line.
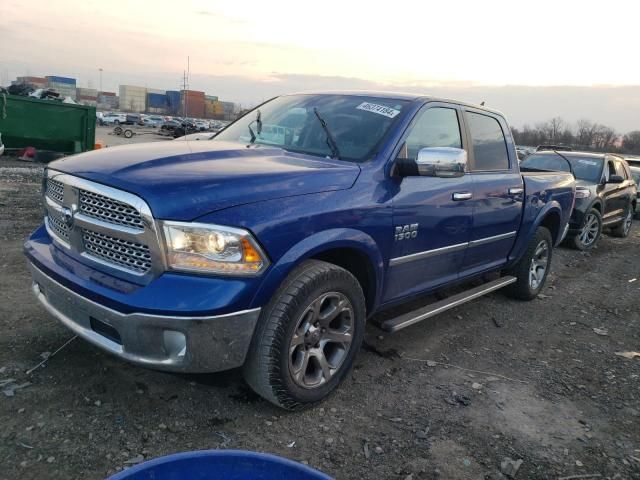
[106, 450, 333, 480]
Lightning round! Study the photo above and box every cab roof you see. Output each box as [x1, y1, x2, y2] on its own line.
[283, 90, 506, 117]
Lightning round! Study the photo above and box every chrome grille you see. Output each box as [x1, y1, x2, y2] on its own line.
[79, 189, 144, 230]
[82, 229, 152, 274]
[42, 170, 161, 282]
[47, 210, 70, 241]
[46, 178, 64, 204]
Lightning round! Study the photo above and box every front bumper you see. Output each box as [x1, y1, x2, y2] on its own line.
[29, 263, 261, 373]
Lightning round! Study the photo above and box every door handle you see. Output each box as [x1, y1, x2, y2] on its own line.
[508, 187, 524, 195]
[452, 192, 472, 201]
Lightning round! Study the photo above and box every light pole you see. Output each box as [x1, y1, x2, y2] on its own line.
[98, 68, 103, 93]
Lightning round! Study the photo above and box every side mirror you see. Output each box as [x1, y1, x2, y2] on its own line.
[608, 175, 624, 184]
[395, 147, 467, 178]
[414, 147, 467, 178]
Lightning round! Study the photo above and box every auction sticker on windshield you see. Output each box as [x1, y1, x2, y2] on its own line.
[356, 102, 401, 118]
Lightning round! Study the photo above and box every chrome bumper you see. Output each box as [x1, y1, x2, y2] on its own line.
[29, 264, 261, 373]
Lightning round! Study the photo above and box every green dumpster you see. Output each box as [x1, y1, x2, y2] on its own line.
[0, 94, 96, 154]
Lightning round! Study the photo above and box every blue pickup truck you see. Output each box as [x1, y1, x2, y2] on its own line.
[25, 92, 575, 409]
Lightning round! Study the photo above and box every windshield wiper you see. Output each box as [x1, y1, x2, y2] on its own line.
[247, 109, 262, 144]
[313, 108, 340, 159]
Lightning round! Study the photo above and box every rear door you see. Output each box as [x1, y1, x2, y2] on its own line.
[459, 109, 523, 276]
[384, 103, 473, 302]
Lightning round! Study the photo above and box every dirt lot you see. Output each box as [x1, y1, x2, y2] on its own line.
[0, 160, 638, 480]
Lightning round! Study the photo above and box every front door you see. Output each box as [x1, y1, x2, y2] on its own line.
[384, 104, 473, 302]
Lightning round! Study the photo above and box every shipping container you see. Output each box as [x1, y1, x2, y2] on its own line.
[98, 91, 116, 97]
[119, 85, 147, 112]
[17, 76, 47, 86]
[147, 93, 168, 109]
[46, 75, 76, 85]
[166, 91, 181, 115]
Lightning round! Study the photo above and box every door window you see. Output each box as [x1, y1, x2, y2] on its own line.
[401, 107, 462, 159]
[614, 161, 627, 179]
[467, 112, 510, 171]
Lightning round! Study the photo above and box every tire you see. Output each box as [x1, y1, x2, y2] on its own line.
[113, 126, 123, 135]
[243, 260, 366, 410]
[505, 226, 553, 300]
[566, 208, 602, 250]
[610, 205, 633, 238]
[123, 129, 133, 139]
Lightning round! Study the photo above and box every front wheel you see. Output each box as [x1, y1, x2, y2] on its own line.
[505, 226, 553, 300]
[243, 260, 366, 410]
[567, 208, 602, 250]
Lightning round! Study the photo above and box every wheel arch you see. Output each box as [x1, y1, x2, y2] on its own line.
[249, 228, 384, 316]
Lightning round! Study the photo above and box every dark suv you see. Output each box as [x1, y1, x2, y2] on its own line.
[521, 151, 637, 249]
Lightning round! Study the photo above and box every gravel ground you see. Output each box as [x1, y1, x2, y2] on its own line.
[0, 160, 638, 480]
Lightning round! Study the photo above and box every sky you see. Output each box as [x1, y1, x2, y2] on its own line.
[2, 0, 639, 131]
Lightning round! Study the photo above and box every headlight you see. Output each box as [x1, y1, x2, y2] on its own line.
[575, 187, 591, 199]
[161, 221, 269, 275]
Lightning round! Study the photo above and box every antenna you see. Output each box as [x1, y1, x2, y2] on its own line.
[182, 56, 190, 119]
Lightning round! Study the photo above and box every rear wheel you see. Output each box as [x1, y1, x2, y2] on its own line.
[243, 260, 365, 410]
[113, 126, 123, 135]
[568, 208, 602, 250]
[505, 226, 552, 300]
[123, 129, 134, 139]
[610, 206, 633, 238]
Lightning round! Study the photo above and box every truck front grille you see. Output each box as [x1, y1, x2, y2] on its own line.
[47, 209, 70, 241]
[45, 178, 64, 205]
[82, 229, 152, 274]
[79, 189, 144, 230]
[42, 170, 161, 282]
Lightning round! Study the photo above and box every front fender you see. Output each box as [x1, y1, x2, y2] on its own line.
[249, 228, 384, 312]
[507, 199, 563, 266]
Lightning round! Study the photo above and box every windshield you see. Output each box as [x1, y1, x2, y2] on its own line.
[214, 94, 409, 161]
[521, 153, 604, 183]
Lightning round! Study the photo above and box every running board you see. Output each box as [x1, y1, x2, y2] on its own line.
[380, 276, 517, 333]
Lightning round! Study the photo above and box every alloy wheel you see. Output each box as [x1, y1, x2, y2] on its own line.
[288, 292, 354, 389]
[579, 213, 600, 247]
[529, 240, 549, 290]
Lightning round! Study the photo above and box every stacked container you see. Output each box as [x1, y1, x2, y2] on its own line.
[16, 76, 47, 88]
[46, 75, 77, 100]
[147, 92, 168, 114]
[76, 87, 98, 106]
[166, 91, 181, 116]
[98, 91, 118, 110]
[119, 85, 147, 112]
[180, 90, 205, 118]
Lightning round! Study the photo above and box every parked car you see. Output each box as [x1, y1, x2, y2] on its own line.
[521, 151, 637, 249]
[124, 114, 143, 126]
[101, 113, 126, 125]
[536, 145, 572, 152]
[195, 120, 209, 131]
[142, 116, 164, 128]
[629, 165, 640, 218]
[25, 92, 575, 409]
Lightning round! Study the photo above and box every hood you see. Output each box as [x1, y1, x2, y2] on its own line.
[49, 141, 360, 220]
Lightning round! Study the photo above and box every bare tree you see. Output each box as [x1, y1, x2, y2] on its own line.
[622, 131, 640, 153]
